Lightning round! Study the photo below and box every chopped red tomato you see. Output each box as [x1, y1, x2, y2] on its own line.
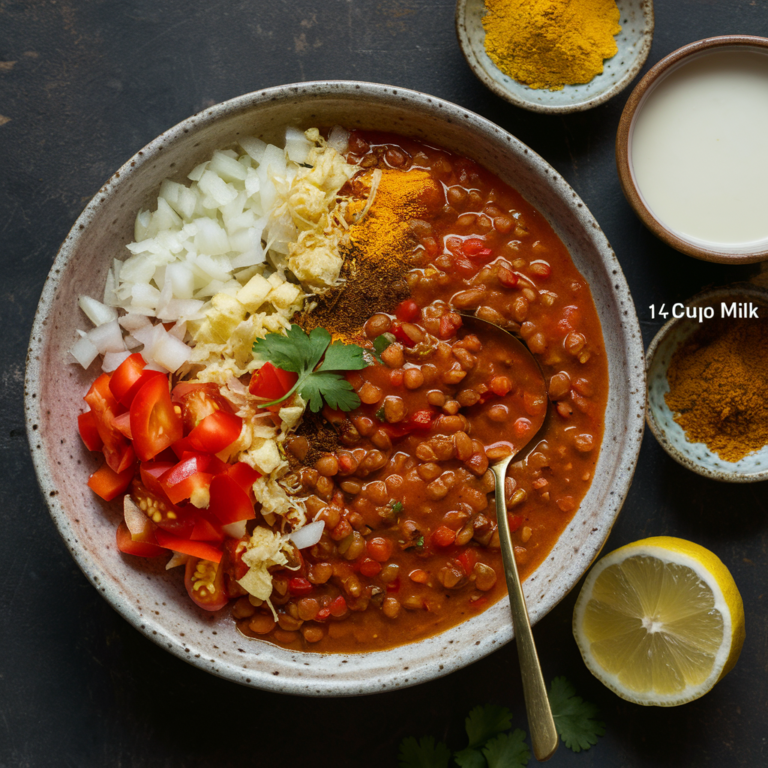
[77, 411, 103, 452]
[395, 299, 420, 323]
[182, 410, 243, 454]
[461, 238, 493, 261]
[189, 513, 225, 543]
[130, 478, 194, 538]
[508, 514, 524, 533]
[392, 323, 418, 348]
[359, 558, 382, 577]
[172, 382, 234, 433]
[129, 374, 183, 461]
[116, 522, 166, 558]
[438, 313, 463, 340]
[457, 549, 477, 575]
[225, 462, 261, 496]
[159, 456, 213, 505]
[287, 577, 313, 596]
[87, 462, 134, 501]
[109, 353, 164, 408]
[381, 408, 435, 439]
[249, 361, 298, 400]
[154, 530, 222, 563]
[208, 474, 256, 525]
[432, 526, 457, 548]
[498, 265, 519, 288]
[84, 373, 133, 473]
[184, 557, 228, 611]
[452, 255, 479, 278]
[111, 411, 133, 440]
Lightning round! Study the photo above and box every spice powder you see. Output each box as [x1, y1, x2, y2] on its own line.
[664, 315, 768, 462]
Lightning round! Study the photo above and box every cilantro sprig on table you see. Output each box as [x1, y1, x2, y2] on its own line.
[397, 679, 604, 768]
[252, 324, 368, 412]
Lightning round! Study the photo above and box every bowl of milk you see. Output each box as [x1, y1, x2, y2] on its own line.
[617, 35, 768, 263]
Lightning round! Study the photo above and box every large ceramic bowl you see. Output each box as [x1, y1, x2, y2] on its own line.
[25, 81, 645, 696]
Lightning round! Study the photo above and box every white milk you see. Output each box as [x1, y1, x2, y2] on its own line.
[631, 49, 768, 248]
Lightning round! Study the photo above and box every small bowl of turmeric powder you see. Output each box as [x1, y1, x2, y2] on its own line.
[646, 283, 768, 482]
[455, 0, 654, 113]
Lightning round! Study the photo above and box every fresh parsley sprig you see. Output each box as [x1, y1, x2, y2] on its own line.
[397, 679, 603, 768]
[252, 325, 369, 413]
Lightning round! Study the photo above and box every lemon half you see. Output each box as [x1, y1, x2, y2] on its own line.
[573, 537, 744, 707]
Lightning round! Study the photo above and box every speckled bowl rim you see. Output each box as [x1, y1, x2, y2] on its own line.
[645, 283, 768, 481]
[455, 0, 655, 114]
[25, 80, 646, 696]
[617, 35, 768, 264]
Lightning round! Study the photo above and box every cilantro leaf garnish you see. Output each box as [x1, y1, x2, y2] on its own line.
[482, 731, 529, 768]
[548, 677, 605, 753]
[398, 736, 451, 768]
[465, 705, 514, 748]
[252, 325, 368, 413]
[375, 405, 386, 421]
[390, 500, 403, 515]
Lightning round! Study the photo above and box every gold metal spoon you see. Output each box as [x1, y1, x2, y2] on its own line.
[461, 314, 559, 763]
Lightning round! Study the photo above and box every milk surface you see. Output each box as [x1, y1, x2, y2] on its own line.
[631, 49, 768, 247]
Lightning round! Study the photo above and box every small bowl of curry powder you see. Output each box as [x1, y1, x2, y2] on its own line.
[646, 284, 768, 482]
[456, 0, 654, 113]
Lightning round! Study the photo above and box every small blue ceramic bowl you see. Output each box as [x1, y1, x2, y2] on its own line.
[646, 283, 768, 482]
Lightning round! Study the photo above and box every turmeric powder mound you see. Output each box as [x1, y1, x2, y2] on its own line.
[483, 0, 622, 91]
[297, 167, 442, 340]
[665, 317, 768, 462]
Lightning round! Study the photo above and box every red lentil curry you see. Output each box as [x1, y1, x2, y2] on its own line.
[231, 132, 608, 652]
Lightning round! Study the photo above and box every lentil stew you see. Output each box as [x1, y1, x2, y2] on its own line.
[231, 131, 608, 652]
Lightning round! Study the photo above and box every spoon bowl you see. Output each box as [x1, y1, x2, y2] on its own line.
[461, 314, 559, 762]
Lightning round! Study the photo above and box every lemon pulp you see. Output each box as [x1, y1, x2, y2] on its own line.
[573, 537, 744, 706]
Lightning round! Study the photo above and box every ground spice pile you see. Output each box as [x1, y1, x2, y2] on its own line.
[483, 0, 622, 91]
[297, 167, 440, 341]
[665, 316, 768, 462]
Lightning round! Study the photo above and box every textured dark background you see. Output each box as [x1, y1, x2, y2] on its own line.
[2, 1, 767, 766]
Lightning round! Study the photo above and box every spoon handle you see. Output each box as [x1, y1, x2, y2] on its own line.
[493, 461, 559, 763]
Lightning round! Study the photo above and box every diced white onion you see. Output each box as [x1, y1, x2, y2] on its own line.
[78, 295, 118, 327]
[119, 313, 152, 332]
[102, 350, 132, 372]
[70, 336, 99, 368]
[86, 320, 126, 354]
[290, 520, 325, 549]
[152, 332, 192, 373]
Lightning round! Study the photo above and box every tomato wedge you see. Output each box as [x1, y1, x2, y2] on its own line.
[87, 462, 135, 501]
[172, 382, 233, 433]
[184, 557, 228, 611]
[77, 411, 103, 452]
[249, 361, 298, 400]
[155, 530, 222, 563]
[130, 374, 183, 461]
[116, 522, 166, 558]
[208, 474, 256, 525]
[109, 353, 164, 408]
[159, 455, 213, 505]
[84, 373, 133, 473]
[130, 479, 194, 538]
[182, 410, 243, 454]
[189, 513, 225, 543]
[225, 462, 261, 495]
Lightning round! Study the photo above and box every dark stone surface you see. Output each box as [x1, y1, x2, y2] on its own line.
[2, 1, 766, 766]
